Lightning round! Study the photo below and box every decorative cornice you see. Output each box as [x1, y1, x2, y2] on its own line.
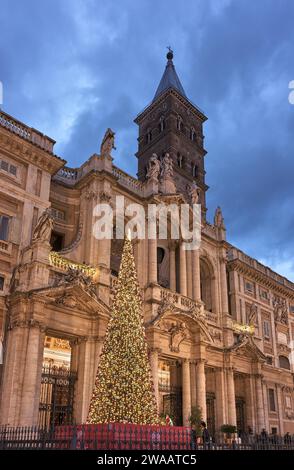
[227, 258, 294, 299]
[0, 117, 65, 174]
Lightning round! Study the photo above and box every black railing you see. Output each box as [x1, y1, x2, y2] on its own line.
[1, 425, 294, 450]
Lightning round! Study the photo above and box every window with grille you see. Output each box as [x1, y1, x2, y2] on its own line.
[268, 388, 276, 412]
[0, 158, 17, 176]
[263, 320, 271, 339]
[0, 215, 9, 241]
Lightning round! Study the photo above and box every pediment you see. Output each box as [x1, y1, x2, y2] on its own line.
[34, 283, 109, 317]
[228, 334, 266, 362]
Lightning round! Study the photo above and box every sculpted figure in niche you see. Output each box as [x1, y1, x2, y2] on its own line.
[248, 303, 258, 326]
[32, 208, 54, 243]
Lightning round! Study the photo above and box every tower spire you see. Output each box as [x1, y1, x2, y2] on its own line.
[153, 49, 186, 101]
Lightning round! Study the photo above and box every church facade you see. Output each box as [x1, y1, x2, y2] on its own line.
[0, 51, 294, 437]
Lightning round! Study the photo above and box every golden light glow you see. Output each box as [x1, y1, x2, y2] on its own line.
[232, 321, 255, 335]
[49, 251, 98, 279]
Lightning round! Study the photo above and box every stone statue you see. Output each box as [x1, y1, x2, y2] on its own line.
[161, 153, 174, 179]
[56, 267, 97, 298]
[169, 321, 187, 352]
[146, 153, 160, 181]
[273, 296, 288, 325]
[100, 128, 116, 157]
[32, 208, 54, 243]
[214, 206, 225, 228]
[248, 303, 258, 325]
[187, 183, 200, 205]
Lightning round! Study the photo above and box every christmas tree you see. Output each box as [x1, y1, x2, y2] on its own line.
[87, 235, 158, 424]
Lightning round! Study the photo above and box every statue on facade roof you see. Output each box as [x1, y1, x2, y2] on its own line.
[187, 183, 200, 205]
[161, 153, 174, 179]
[146, 153, 160, 181]
[214, 206, 225, 229]
[100, 128, 116, 157]
[32, 208, 54, 244]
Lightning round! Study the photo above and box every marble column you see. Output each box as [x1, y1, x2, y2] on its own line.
[262, 381, 269, 432]
[186, 249, 193, 299]
[179, 243, 187, 296]
[226, 367, 237, 426]
[74, 336, 100, 424]
[182, 359, 191, 426]
[192, 249, 201, 300]
[190, 361, 197, 407]
[255, 374, 266, 432]
[196, 359, 207, 422]
[215, 367, 226, 430]
[276, 384, 284, 435]
[169, 243, 176, 291]
[245, 375, 256, 432]
[148, 238, 157, 285]
[219, 253, 229, 315]
[19, 321, 46, 425]
[150, 349, 159, 410]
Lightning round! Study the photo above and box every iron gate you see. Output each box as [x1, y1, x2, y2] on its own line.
[206, 392, 216, 437]
[161, 385, 183, 425]
[38, 365, 77, 428]
[236, 396, 246, 434]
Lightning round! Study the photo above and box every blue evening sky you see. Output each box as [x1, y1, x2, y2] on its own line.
[0, 0, 293, 280]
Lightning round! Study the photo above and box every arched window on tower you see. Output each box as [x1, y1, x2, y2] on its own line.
[190, 127, 196, 142]
[146, 128, 152, 144]
[177, 152, 185, 169]
[159, 116, 166, 133]
[279, 355, 290, 370]
[192, 163, 198, 178]
[176, 115, 184, 132]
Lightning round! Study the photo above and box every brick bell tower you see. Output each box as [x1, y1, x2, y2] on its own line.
[134, 49, 208, 218]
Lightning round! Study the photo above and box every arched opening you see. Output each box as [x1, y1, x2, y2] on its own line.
[146, 128, 152, 144]
[110, 226, 124, 276]
[200, 258, 215, 312]
[157, 246, 169, 288]
[190, 127, 196, 142]
[177, 153, 185, 169]
[192, 163, 198, 178]
[279, 355, 290, 370]
[176, 115, 184, 132]
[158, 116, 166, 133]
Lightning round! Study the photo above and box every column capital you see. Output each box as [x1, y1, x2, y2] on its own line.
[8, 318, 46, 332]
[149, 347, 162, 355]
[253, 373, 264, 380]
[196, 358, 207, 366]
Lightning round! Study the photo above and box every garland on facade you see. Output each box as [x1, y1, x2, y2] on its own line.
[87, 236, 158, 424]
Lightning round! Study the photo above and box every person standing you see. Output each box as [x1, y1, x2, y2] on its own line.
[201, 421, 210, 449]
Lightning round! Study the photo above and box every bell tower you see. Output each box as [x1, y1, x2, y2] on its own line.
[134, 49, 208, 217]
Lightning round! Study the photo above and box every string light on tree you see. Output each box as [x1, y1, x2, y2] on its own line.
[87, 234, 158, 424]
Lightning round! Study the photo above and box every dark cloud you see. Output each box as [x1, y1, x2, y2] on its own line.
[0, 0, 293, 279]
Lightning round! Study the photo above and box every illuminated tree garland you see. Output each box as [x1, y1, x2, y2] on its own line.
[87, 236, 158, 424]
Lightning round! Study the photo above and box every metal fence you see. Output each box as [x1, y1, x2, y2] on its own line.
[1, 425, 294, 450]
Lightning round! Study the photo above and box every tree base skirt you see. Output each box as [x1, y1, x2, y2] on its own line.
[54, 423, 192, 450]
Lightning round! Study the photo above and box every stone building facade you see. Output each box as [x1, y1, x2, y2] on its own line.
[0, 51, 293, 436]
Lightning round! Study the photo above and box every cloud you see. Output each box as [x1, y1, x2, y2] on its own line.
[0, 0, 293, 280]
